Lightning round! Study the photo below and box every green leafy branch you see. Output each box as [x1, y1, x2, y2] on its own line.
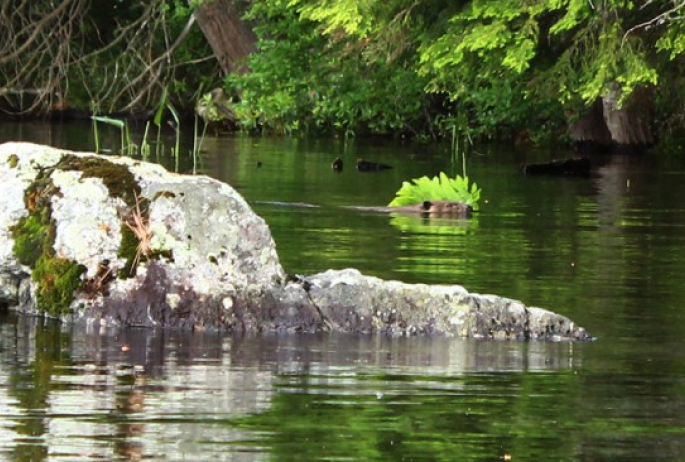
[388, 172, 481, 211]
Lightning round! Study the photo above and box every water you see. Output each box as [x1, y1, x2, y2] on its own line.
[1, 122, 685, 460]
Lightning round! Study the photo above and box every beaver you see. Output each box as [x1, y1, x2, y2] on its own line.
[345, 200, 473, 218]
[257, 200, 473, 218]
[414, 200, 473, 216]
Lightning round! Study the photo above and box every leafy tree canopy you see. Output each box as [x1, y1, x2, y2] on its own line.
[231, 0, 685, 142]
[6, 0, 685, 145]
[225, 0, 433, 136]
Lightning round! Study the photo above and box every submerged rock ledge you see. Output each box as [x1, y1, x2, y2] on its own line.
[0, 142, 592, 340]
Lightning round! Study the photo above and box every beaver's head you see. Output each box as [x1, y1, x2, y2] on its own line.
[421, 200, 473, 216]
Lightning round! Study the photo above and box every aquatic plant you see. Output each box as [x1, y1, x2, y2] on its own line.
[153, 88, 181, 159]
[141, 121, 152, 159]
[152, 87, 206, 172]
[192, 113, 207, 174]
[91, 115, 135, 155]
[388, 172, 481, 211]
[91, 88, 206, 171]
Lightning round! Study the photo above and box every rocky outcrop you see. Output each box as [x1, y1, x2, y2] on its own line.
[0, 142, 283, 330]
[267, 270, 590, 340]
[0, 142, 592, 340]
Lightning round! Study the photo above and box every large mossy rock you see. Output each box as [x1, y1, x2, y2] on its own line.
[0, 142, 592, 340]
[0, 142, 284, 329]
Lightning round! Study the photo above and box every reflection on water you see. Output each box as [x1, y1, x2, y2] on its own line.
[3, 123, 685, 459]
[0, 314, 585, 461]
[2, 314, 685, 461]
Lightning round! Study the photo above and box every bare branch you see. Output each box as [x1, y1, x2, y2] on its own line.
[622, 0, 685, 47]
[0, 0, 213, 116]
[0, 0, 75, 65]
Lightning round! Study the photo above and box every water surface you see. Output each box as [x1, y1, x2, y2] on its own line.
[1, 122, 685, 460]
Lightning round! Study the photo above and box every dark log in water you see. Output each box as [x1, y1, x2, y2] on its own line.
[522, 157, 591, 177]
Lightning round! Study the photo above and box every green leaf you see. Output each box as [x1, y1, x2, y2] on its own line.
[388, 172, 482, 211]
[91, 116, 125, 129]
[290, 0, 373, 36]
[549, 0, 590, 35]
[154, 88, 168, 127]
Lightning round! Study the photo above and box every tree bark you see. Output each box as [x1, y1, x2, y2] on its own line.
[567, 99, 613, 146]
[193, 0, 256, 75]
[567, 85, 654, 150]
[602, 83, 654, 146]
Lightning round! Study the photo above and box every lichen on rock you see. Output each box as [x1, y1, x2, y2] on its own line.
[50, 169, 128, 278]
[3, 145, 170, 316]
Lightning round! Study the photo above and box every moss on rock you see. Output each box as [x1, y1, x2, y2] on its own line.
[118, 223, 145, 277]
[32, 255, 86, 317]
[7, 153, 19, 168]
[153, 190, 176, 200]
[11, 211, 53, 267]
[55, 154, 141, 204]
[10, 180, 84, 317]
[9, 152, 155, 315]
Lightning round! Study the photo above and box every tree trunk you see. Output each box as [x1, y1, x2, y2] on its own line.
[193, 0, 256, 75]
[567, 99, 613, 146]
[567, 85, 654, 150]
[602, 83, 654, 146]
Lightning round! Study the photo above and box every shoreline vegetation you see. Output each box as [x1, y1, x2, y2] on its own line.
[1, 2, 685, 153]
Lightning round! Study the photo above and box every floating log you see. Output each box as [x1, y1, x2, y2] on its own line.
[522, 157, 591, 177]
[356, 159, 392, 171]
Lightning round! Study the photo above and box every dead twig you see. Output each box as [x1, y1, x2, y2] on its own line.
[123, 191, 153, 273]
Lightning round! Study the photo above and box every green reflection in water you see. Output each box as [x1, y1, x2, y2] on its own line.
[2, 314, 685, 460]
[6, 318, 72, 461]
[228, 371, 587, 461]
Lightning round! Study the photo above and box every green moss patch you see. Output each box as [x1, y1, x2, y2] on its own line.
[32, 256, 86, 317]
[11, 183, 84, 317]
[7, 154, 19, 168]
[118, 224, 144, 277]
[55, 154, 141, 205]
[10, 153, 155, 316]
[12, 212, 53, 266]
